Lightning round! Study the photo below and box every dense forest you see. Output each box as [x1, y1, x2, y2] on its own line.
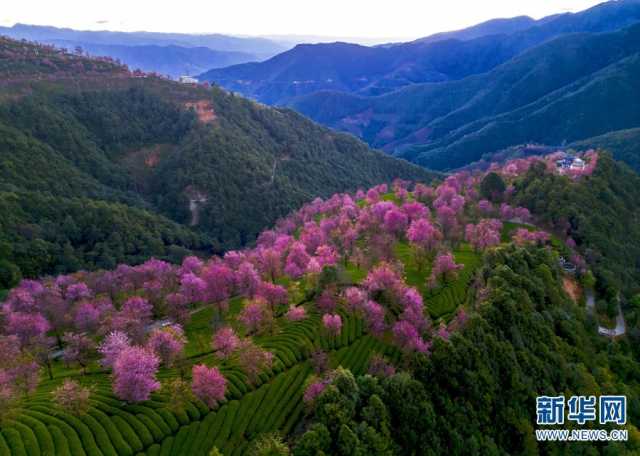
[0, 36, 436, 292]
[296, 245, 639, 455]
[513, 154, 640, 297]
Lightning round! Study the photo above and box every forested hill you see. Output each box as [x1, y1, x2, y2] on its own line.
[1, 151, 639, 455]
[0, 36, 436, 290]
[291, 22, 640, 170]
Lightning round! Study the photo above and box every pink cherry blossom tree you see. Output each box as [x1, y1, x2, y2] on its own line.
[146, 324, 186, 367]
[62, 332, 95, 374]
[322, 314, 342, 337]
[285, 305, 307, 322]
[239, 298, 273, 335]
[211, 327, 240, 359]
[191, 364, 226, 409]
[427, 252, 463, 289]
[113, 346, 160, 402]
[98, 331, 131, 368]
[406, 218, 443, 268]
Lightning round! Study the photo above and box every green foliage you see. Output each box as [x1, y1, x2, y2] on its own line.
[0, 37, 436, 278]
[571, 127, 640, 173]
[293, 370, 400, 456]
[412, 244, 640, 454]
[513, 153, 640, 296]
[248, 433, 290, 456]
[479, 172, 506, 202]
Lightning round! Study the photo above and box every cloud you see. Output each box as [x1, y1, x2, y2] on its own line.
[96, 20, 109, 25]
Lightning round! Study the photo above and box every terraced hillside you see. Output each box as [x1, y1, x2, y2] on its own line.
[4, 150, 633, 455]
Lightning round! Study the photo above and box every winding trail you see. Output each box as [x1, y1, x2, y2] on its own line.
[585, 289, 626, 337]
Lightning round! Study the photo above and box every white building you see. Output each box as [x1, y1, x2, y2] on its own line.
[179, 75, 199, 84]
[570, 158, 586, 170]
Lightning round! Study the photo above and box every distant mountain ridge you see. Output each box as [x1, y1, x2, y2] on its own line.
[0, 23, 290, 78]
[48, 41, 256, 78]
[291, 22, 640, 170]
[199, 0, 640, 104]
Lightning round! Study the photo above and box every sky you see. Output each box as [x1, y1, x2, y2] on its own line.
[0, 0, 607, 42]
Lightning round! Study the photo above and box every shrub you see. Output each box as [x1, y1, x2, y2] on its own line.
[88, 409, 133, 456]
[110, 415, 143, 453]
[46, 426, 71, 456]
[52, 380, 92, 416]
[15, 415, 54, 456]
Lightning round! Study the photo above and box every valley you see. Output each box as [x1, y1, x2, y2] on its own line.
[2, 2, 640, 454]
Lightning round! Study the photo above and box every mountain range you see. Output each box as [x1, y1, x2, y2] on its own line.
[197, 0, 640, 171]
[200, 0, 640, 103]
[0, 23, 289, 78]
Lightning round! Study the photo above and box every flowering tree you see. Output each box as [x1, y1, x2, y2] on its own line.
[300, 222, 326, 254]
[402, 202, 429, 221]
[62, 332, 95, 374]
[512, 228, 550, 246]
[500, 203, 514, 220]
[316, 289, 337, 314]
[343, 287, 367, 314]
[400, 288, 428, 332]
[284, 242, 311, 279]
[239, 298, 274, 335]
[211, 327, 240, 359]
[165, 293, 190, 326]
[364, 300, 386, 336]
[285, 306, 307, 322]
[179, 272, 207, 303]
[256, 247, 282, 281]
[236, 262, 261, 298]
[465, 219, 503, 251]
[477, 199, 494, 214]
[10, 360, 40, 396]
[66, 282, 93, 301]
[406, 219, 442, 268]
[236, 339, 273, 385]
[111, 297, 153, 342]
[191, 364, 226, 409]
[98, 331, 131, 368]
[303, 379, 327, 405]
[0, 335, 40, 397]
[427, 252, 463, 289]
[315, 244, 339, 268]
[52, 379, 92, 415]
[436, 205, 459, 238]
[74, 301, 102, 333]
[113, 346, 160, 402]
[322, 314, 342, 337]
[256, 282, 288, 315]
[180, 256, 204, 275]
[5, 312, 50, 348]
[513, 207, 531, 223]
[202, 262, 234, 306]
[392, 321, 429, 354]
[368, 354, 396, 378]
[436, 322, 451, 341]
[383, 208, 409, 236]
[147, 324, 186, 367]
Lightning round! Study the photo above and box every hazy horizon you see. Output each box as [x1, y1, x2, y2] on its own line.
[1, 0, 606, 43]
